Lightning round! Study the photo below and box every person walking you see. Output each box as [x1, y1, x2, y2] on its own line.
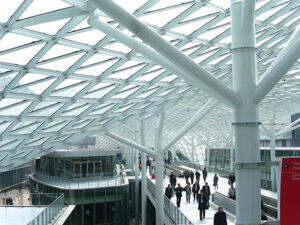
[202, 182, 211, 208]
[213, 174, 219, 189]
[195, 170, 201, 182]
[165, 184, 173, 200]
[190, 170, 194, 184]
[184, 170, 190, 184]
[175, 183, 183, 207]
[202, 168, 208, 182]
[184, 182, 192, 203]
[228, 173, 235, 186]
[146, 158, 151, 172]
[192, 180, 200, 201]
[228, 184, 236, 200]
[169, 172, 177, 190]
[214, 206, 227, 225]
[197, 190, 208, 220]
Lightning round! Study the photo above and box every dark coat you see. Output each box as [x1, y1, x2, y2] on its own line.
[195, 171, 201, 179]
[213, 176, 218, 186]
[197, 193, 208, 210]
[175, 186, 183, 198]
[190, 171, 194, 179]
[165, 187, 173, 199]
[229, 174, 235, 184]
[202, 185, 211, 197]
[203, 169, 207, 177]
[184, 170, 189, 178]
[192, 183, 200, 193]
[214, 211, 227, 225]
[169, 174, 177, 185]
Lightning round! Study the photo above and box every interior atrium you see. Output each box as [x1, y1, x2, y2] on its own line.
[0, 0, 299, 225]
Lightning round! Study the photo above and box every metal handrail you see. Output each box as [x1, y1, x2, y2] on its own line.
[27, 193, 64, 225]
[147, 177, 193, 225]
[33, 170, 125, 189]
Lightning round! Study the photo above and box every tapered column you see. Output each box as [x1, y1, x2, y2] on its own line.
[155, 113, 165, 225]
[155, 150, 164, 225]
[231, 1, 261, 224]
[270, 136, 276, 192]
[206, 133, 210, 169]
[230, 146, 235, 172]
[141, 118, 147, 225]
[135, 148, 139, 225]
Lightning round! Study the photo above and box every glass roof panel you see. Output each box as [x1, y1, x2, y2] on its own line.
[0, 0, 298, 171]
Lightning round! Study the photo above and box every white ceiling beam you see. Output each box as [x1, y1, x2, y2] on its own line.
[89, 0, 242, 108]
[253, 28, 300, 104]
[12, 7, 86, 29]
[162, 99, 218, 153]
[106, 131, 156, 157]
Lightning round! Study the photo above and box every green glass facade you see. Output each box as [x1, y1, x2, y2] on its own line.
[37, 156, 116, 179]
[30, 151, 129, 225]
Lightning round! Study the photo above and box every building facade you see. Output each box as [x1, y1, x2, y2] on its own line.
[29, 149, 129, 225]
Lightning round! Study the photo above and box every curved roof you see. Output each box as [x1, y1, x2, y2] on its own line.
[0, 0, 299, 171]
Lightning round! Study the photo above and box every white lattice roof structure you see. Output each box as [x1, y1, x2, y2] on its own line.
[0, 0, 299, 171]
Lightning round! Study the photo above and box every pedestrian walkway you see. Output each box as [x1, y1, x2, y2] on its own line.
[149, 167, 235, 225]
[149, 164, 278, 224]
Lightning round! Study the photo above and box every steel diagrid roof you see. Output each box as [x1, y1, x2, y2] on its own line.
[0, 0, 299, 171]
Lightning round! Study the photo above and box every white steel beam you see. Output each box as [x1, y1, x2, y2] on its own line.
[162, 99, 218, 152]
[253, 28, 300, 104]
[106, 131, 156, 157]
[89, 0, 242, 108]
[276, 123, 300, 139]
[12, 7, 86, 29]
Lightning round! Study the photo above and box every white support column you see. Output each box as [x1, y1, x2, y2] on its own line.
[141, 118, 147, 225]
[135, 126, 140, 225]
[206, 133, 210, 170]
[270, 136, 276, 192]
[268, 117, 277, 192]
[275, 165, 281, 221]
[230, 146, 235, 173]
[155, 112, 165, 225]
[231, 1, 261, 224]
[230, 130, 235, 172]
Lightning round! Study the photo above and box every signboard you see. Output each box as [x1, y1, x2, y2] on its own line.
[280, 157, 300, 225]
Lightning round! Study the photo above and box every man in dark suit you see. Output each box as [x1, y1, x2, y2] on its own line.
[190, 170, 194, 184]
[165, 184, 173, 200]
[195, 170, 201, 182]
[192, 180, 200, 201]
[202, 168, 208, 182]
[202, 182, 211, 208]
[169, 172, 177, 190]
[174, 183, 183, 207]
[197, 190, 208, 220]
[214, 206, 227, 225]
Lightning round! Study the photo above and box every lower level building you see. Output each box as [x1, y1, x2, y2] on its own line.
[29, 148, 129, 225]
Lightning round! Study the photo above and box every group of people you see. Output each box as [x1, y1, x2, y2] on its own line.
[165, 168, 227, 224]
[182, 168, 208, 184]
[1, 196, 13, 205]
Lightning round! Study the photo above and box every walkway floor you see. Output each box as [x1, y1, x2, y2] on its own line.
[150, 164, 277, 224]
[0, 207, 45, 225]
